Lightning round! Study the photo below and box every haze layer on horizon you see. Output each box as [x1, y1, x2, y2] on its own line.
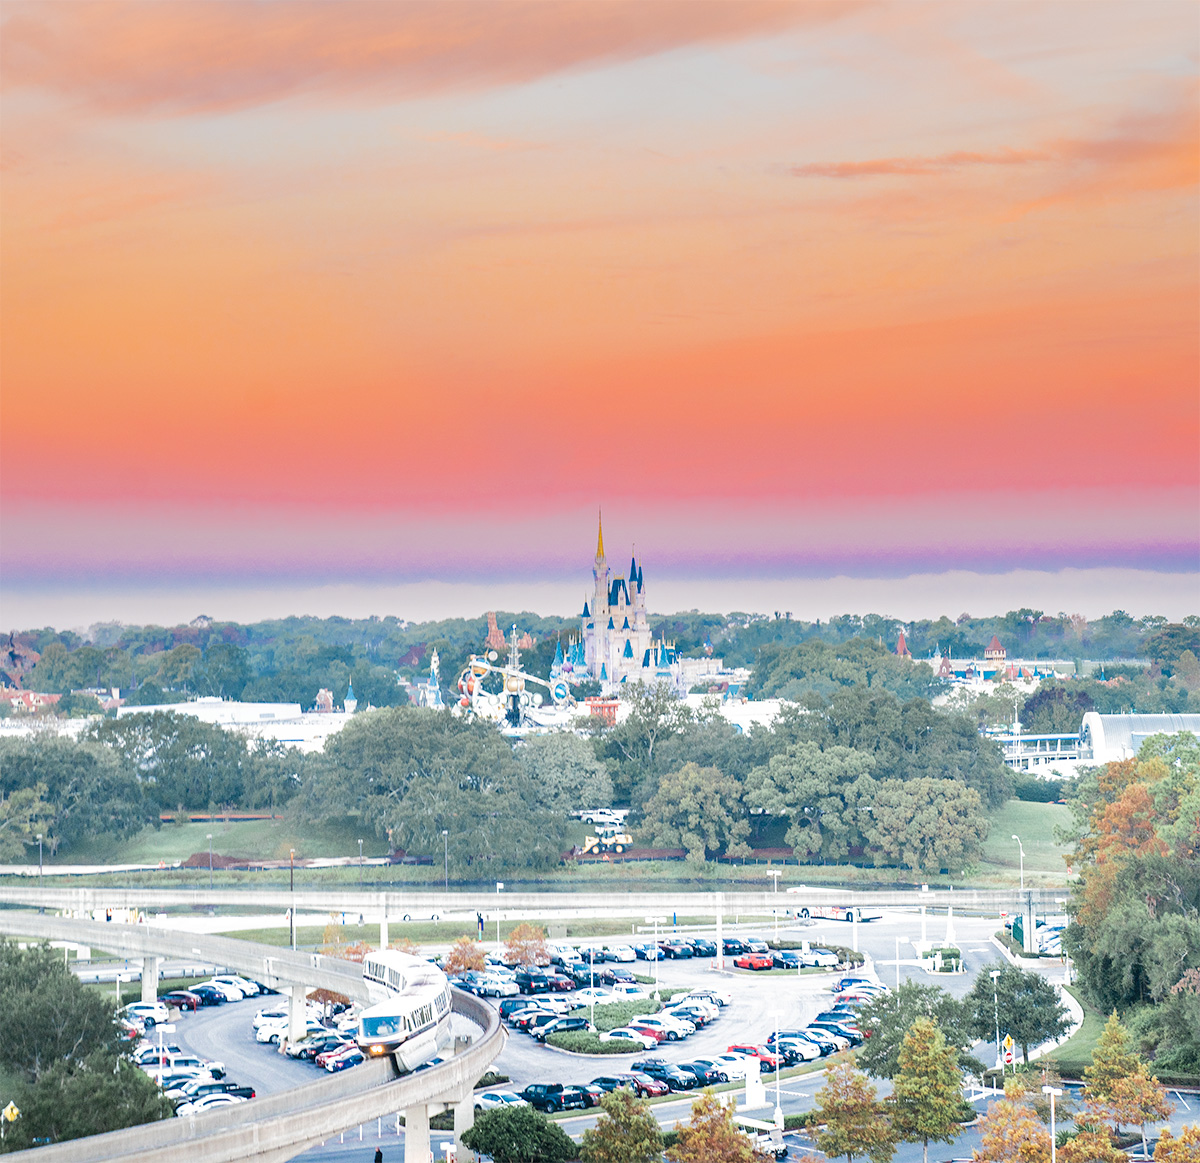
[2, 2, 1197, 612]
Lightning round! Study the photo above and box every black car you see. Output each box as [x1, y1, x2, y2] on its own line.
[534, 1017, 594, 1042]
[171, 1080, 256, 1102]
[520, 1084, 587, 1113]
[590, 1075, 634, 1093]
[288, 1035, 352, 1062]
[665, 1005, 711, 1028]
[721, 938, 747, 956]
[569, 963, 617, 987]
[676, 1061, 724, 1086]
[190, 984, 226, 1006]
[514, 970, 551, 994]
[659, 941, 693, 959]
[630, 1058, 699, 1092]
[688, 939, 717, 958]
[771, 950, 802, 969]
[498, 998, 539, 1021]
[609, 967, 638, 984]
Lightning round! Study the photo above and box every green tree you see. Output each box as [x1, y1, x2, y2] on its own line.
[964, 963, 1071, 1065]
[517, 731, 613, 813]
[811, 1057, 895, 1163]
[460, 1104, 577, 1163]
[856, 982, 979, 1079]
[580, 1086, 664, 1163]
[744, 740, 875, 861]
[0, 785, 54, 862]
[2, 1052, 174, 1151]
[639, 762, 751, 865]
[862, 777, 987, 873]
[1083, 1012, 1143, 1103]
[593, 681, 690, 803]
[666, 1091, 760, 1163]
[890, 1018, 964, 1163]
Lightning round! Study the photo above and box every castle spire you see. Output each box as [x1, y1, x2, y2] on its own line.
[596, 509, 605, 561]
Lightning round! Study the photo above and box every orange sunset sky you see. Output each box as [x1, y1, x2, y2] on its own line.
[1, 1, 1197, 626]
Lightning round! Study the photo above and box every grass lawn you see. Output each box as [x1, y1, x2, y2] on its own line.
[978, 800, 1073, 888]
[1042, 987, 1104, 1080]
[52, 817, 391, 866]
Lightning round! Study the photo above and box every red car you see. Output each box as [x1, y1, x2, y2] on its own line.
[621, 1072, 669, 1097]
[727, 1044, 782, 1069]
[627, 1024, 668, 1043]
[545, 974, 576, 992]
[733, 953, 774, 971]
[162, 990, 202, 1011]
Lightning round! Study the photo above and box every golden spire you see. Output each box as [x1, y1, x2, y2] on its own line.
[596, 509, 605, 560]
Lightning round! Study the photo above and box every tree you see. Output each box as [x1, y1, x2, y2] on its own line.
[460, 1104, 577, 1163]
[1101, 1072, 1173, 1157]
[972, 1082, 1051, 1163]
[443, 936, 486, 976]
[811, 1057, 895, 1163]
[856, 982, 979, 1079]
[1154, 1125, 1200, 1161]
[1083, 1013, 1142, 1102]
[639, 762, 751, 865]
[517, 732, 612, 814]
[0, 784, 54, 861]
[666, 1091, 763, 1163]
[889, 1018, 964, 1163]
[1057, 1128, 1124, 1163]
[505, 923, 549, 967]
[862, 778, 987, 873]
[580, 1086, 663, 1163]
[964, 963, 1071, 1065]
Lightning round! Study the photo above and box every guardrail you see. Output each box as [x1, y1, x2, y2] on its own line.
[0, 916, 503, 1162]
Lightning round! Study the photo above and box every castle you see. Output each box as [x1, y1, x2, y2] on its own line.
[574, 516, 682, 693]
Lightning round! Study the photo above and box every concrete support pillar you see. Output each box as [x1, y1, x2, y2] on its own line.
[404, 1103, 430, 1163]
[715, 893, 724, 970]
[141, 956, 159, 1004]
[288, 984, 307, 1046]
[920, 905, 927, 945]
[1022, 893, 1036, 954]
[380, 911, 389, 951]
[454, 1099, 475, 1162]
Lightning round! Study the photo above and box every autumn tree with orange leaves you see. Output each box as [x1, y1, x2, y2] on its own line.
[443, 935, 486, 975]
[1061, 732, 1200, 1073]
[971, 1080, 1050, 1163]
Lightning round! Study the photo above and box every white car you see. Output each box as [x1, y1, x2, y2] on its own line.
[131, 1042, 183, 1067]
[253, 1003, 322, 1030]
[711, 1052, 755, 1079]
[776, 1037, 822, 1062]
[666, 997, 718, 1022]
[176, 1094, 247, 1117]
[599, 1027, 658, 1050]
[629, 1015, 695, 1040]
[606, 946, 637, 962]
[211, 975, 261, 997]
[683, 988, 732, 1007]
[474, 1091, 529, 1112]
[572, 988, 620, 1007]
[477, 975, 519, 997]
[610, 984, 650, 1001]
[256, 1018, 327, 1044]
[799, 948, 839, 968]
[195, 980, 246, 1002]
[123, 1000, 171, 1027]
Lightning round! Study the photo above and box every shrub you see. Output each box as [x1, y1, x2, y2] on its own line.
[546, 1032, 631, 1054]
[568, 998, 661, 1033]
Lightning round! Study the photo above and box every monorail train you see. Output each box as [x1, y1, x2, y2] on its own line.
[357, 949, 453, 1071]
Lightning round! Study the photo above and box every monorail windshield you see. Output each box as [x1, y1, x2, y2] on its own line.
[361, 1013, 403, 1039]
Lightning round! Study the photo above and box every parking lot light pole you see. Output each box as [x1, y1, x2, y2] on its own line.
[357, 838, 363, 892]
[1042, 1086, 1062, 1163]
[495, 883, 504, 948]
[207, 834, 213, 890]
[36, 834, 43, 914]
[1012, 834, 1025, 894]
[442, 830, 449, 891]
[768, 871, 781, 939]
[990, 969, 1002, 1076]
[289, 849, 296, 950]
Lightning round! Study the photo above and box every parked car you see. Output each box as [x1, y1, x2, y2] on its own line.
[474, 1091, 528, 1112]
[609, 967, 639, 985]
[686, 1057, 733, 1083]
[123, 1000, 171, 1028]
[721, 938, 747, 956]
[610, 983, 650, 1001]
[606, 946, 637, 963]
[804, 1024, 851, 1051]
[498, 998, 539, 1021]
[476, 974, 520, 997]
[688, 938, 717, 957]
[515, 970, 551, 994]
[775, 1037, 822, 1063]
[733, 953, 774, 971]
[535, 1017, 596, 1042]
[743, 938, 770, 954]
[667, 1006, 712, 1028]
[286, 1035, 353, 1062]
[666, 996, 718, 1022]
[564, 1084, 604, 1108]
[193, 979, 246, 1002]
[710, 1053, 755, 1079]
[771, 950, 802, 969]
[317, 1043, 363, 1070]
[570, 963, 617, 987]
[809, 1019, 862, 1044]
[210, 975, 261, 997]
[676, 1060, 726, 1085]
[629, 1014, 695, 1040]
[131, 1043, 183, 1067]
[176, 1094, 248, 1117]
[599, 1028, 658, 1051]
[524, 1013, 566, 1038]
[629, 1058, 698, 1092]
[659, 941, 693, 959]
[799, 948, 839, 968]
[325, 1047, 365, 1072]
[727, 1043, 783, 1070]
[165, 1078, 255, 1102]
[190, 984, 229, 1006]
[626, 1023, 668, 1044]
[573, 988, 620, 1007]
[590, 1075, 636, 1093]
[633, 943, 663, 961]
[520, 1084, 587, 1113]
[620, 1071, 669, 1098]
[161, 990, 202, 1011]
[544, 972, 576, 993]
[686, 988, 732, 1007]
[144, 1053, 225, 1079]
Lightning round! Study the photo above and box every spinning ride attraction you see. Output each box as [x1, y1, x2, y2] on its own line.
[454, 625, 575, 732]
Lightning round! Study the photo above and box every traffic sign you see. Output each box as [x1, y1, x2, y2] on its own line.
[1004, 1048, 1015, 1065]
[3, 1102, 19, 1123]
[1003, 1034, 1014, 1050]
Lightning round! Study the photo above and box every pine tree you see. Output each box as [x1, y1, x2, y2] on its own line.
[972, 1081, 1051, 1163]
[666, 1091, 760, 1163]
[812, 1057, 895, 1163]
[890, 1018, 964, 1163]
[581, 1088, 664, 1163]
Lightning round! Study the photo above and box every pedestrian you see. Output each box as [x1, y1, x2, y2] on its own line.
[477, 912, 484, 939]
[374, 1148, 382, 1163]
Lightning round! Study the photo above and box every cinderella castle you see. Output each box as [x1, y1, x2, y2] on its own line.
[550, 516, 684, 694]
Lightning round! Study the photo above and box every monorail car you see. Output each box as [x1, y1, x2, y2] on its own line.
[357, 949, 453, 1071]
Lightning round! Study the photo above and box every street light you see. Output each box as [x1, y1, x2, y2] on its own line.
[442, 830, 449, 891]
[207, 834, 213, 890]
[767, 871, 782, 939]
[289, 848, 296, 950]
[990, 969, 1002, 1077]
[358, 838, 364, 892]
[1012, 834, 1025, 894]
[36, 834, 43, 915]
[1042, 1085, 1062, 1163]
[495, 883, 504, 947]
